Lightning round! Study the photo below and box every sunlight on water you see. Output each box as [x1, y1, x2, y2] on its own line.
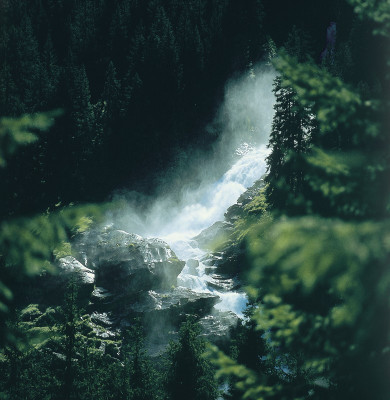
[155, 145, 269, 318]
[215, 292, 248, 319]
[158, 145, 269, 241]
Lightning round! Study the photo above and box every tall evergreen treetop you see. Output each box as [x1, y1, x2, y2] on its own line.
[166, 317, 218, 400]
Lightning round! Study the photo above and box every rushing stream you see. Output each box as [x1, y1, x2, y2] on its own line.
[146, 145, 269, 319]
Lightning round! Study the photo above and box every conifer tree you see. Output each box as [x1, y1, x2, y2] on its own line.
[121, 321, 161, 400]
[265, 76, 315, 213]
[227, 303, 268, 400]
[66, 63, 99, 195]
[211, 2, 390, 399]
[166, 317, 218, 400]
[0, 61, 19, 116]
[61, 279, 80, 400]
[265, 28, 317, 214]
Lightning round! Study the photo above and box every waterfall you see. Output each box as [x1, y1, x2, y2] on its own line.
[114, 66, 276, 320]
[147, 145, 269, 319]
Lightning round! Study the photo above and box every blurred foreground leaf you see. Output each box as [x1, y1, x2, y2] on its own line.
[0, 110, 63, 167]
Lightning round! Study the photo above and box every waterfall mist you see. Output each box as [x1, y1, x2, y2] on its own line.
[96, 64, 276, 328]
[107, 64, 276, 239]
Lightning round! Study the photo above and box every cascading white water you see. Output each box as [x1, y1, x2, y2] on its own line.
[120, 66, 277, 320]
[148, 145, 270, 319]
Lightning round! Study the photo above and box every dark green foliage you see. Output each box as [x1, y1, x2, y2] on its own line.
[9, 17, 42, 113]
[211, 1, 390, 399]
[120, 321, 163, 400]
[0, 110, 102, 350]
[0, 304, 167, 400]
[0, 111, 61, 167]
[2, 1, 389, 399]
[226, 303, 268, 400]
[0, 0, 268, 215]
[273, 52, 389, 219]
[265, 28, 319, 215]
[265, 76, 317, 214]
[0, 292, 124, 400]
[165, 317, 218, 400]
[246, 217, 390, 399]
[61, 280, 80, 400]
[101, 61, 121, 125]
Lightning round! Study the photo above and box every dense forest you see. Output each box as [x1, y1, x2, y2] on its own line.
[0, 0, 389, 399]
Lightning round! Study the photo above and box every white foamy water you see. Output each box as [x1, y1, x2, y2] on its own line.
[149, 145, 269, 319]
[133, 66, 277, 319]
[156, 145, 269, 242]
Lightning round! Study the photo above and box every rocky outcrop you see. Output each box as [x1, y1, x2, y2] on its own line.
[192, 178, 266, 277]
[70, 227, 231, 349]
[78, 228, 185, 295]
[131, 288, 220, 316]
[128, 288, 221, 356]
[200, 311, 239, 343]
[39, 256, 95, 303]
[39, 217, 249, 354]
[206, 273, 239, 291]
[224, 177, 265, 223]
[58, 256, 95, 285]
[193, 221, 233, 250]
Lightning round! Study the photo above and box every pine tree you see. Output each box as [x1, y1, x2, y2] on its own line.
[61, 279, 80, 400]
[66, 63, 98, 195]
[265, 76, 315, 213]
[227, 303, 268, 400]
[121, 321, 161, 400]
[0, 61, 19, 116]
[265, 27, 317, 214]
[211, 2, 390, 399]
[166, 317, 218, 400]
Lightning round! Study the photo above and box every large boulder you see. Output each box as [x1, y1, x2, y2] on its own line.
[58, 256, 95, 285]
[126, 288, 221, 356]
[36, 256, 95, 304]
[130, 287, 220, 317]
[206, 273, 239, 291]
[79, 228, 185, 295]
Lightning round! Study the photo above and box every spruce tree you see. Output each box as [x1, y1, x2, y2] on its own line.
[166, 317, 218, 400]
[122, 322, 161, 400]
[265, 76, 315, 213]
[211, 2, 390, 399]
[61, 279, 80, 400]
[265, 27, 318, 214]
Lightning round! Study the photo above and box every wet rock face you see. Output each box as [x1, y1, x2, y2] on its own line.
[200, 311, 239, 343]
[193, 221, 233, 250]
[128, 288, 221, 356]
[46, 225, 244, 354]
[78, 228, 185, 295]
[42, 256, 95, 303]
[58, 256, 95, 285]
[132, 288, 220, 316]
[224, 177, 265, 223]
